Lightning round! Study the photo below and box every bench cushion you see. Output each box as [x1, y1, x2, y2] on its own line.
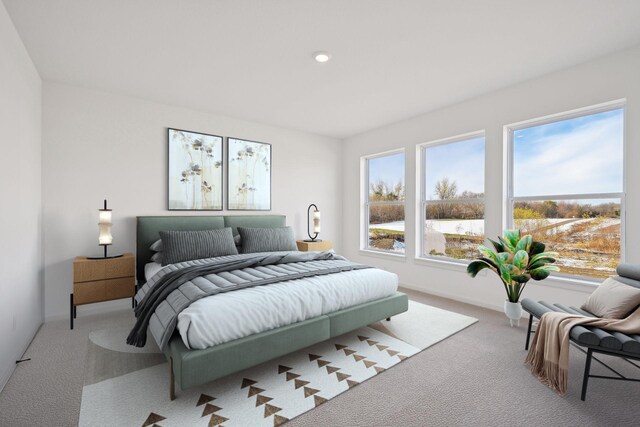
[521, 298, 640, 356]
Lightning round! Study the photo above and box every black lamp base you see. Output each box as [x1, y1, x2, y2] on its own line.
[86, 245, 122, 260]
[87, 254, 123, 260]
[303, 239, 323, 242]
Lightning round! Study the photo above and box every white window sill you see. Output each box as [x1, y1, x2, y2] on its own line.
[358, 249, 407, 262]
[536, 274, 600, 294]
[414, 256, 487, 276]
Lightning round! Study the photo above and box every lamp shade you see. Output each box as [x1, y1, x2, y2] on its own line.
[313, 210, 321, 233]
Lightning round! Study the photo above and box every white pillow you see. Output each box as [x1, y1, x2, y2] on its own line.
[581, 277, 640, 319]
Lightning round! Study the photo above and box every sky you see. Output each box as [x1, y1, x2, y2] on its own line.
[425, 136, 485, 199]
[368, 151, 405, 191]
[514, 108, 623, 196]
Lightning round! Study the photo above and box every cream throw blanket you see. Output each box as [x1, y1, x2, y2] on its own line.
[524, 307, 640, 394]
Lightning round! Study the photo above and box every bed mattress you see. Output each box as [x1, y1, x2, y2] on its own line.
[174, 268, 398, 349]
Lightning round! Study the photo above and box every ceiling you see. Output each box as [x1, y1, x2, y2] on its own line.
[4, 1, 640, 139]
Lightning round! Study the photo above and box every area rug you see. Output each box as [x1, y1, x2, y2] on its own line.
[78, 301, 477, 426]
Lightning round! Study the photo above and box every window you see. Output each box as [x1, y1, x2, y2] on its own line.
[363, 150, 405, 254]
[418, 133, 485, 260]
[507, 103, 624, 279]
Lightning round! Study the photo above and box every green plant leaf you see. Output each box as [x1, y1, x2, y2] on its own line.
[513, 250, 529, 270]
[488, 238, 504, 253]
[498, 237, 514, 254]
[478, 246, 498, 263]
[515, 235, 532, 253]
[503, 229, 521, 249]
[512, 274, 531, 284]
[467, 259, 498, 277]
[530, 251, 559, 264]
[529, 268, 550, 281]
[529, 241, 546, 257]
[499, 264, 512, 284]
[496, 252, 510, 266]
[528, 257, 556, 270]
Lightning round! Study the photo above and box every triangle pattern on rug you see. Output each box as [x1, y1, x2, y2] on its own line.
[353, 354, 366, 362]
[201, 403, 222, 417]
[398, 354, 408, 360]
[304, 387, 320, 397]
[334, 344, 348, 350]
[343, 348, 356, 356]
[363, 360, 376, 368]
[316, 359, 331, 368]
[274, 415, 289, 426]
[208, 413, 229, 426]
[376, 344, 389, 351]
[308, 354, 322, 361]
[357, 335, 369, 341]
[387, 349, 400, 357]
[326, 365, 340, 374]
[366, 340, 379, 346]
[196, 394, 215, 406]
[335, 372, 351, 382]
[314, 395, 328, 407]
[278, 365, 292, 374]
[264, 404, 282, 418]
[248, 386, 265, 397]
[285, 372, 300, 381]
[374, 366, 386, 373]
[241, 378, 257, 389]
[294, 379, 310, 389]
[255, 395, 273, 407]
[346, 379, 359, 389]
[142, 413, 165, 427]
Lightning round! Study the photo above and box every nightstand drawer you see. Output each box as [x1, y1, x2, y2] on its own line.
[73, 253, 135, 282]
[73, 277, 135, 305]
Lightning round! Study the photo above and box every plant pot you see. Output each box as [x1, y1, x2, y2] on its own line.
[504, 300, 523, 327]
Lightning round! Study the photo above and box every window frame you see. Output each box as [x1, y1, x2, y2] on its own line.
[504, 100, 626, 281]
[361, 149, 406, 255]
[416, 130, 486, 263]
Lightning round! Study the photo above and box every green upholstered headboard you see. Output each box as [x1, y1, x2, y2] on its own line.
[136, 215, 286, 284]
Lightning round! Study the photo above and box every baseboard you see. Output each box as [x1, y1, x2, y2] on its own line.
[0, 321, 43, 394]
[399, 282, 505, 313]
[45, 298, 131, 322]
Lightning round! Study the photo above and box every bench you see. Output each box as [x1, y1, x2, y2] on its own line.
[521, 284, 640, 401]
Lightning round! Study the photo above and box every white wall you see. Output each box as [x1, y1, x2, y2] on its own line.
[0, 3, 43, 390]
[342, 45, 640, 311]
[42, 82, 342, 319]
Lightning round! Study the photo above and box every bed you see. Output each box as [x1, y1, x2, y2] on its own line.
[135, 215, 408, 400]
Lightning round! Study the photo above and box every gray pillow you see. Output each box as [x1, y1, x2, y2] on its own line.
[159, 228, 238, 266]
[150, 239, 163, 252]
[151, 252, 162, 263]
[238, 226, 297, 254]
[581, 276, 640, 319]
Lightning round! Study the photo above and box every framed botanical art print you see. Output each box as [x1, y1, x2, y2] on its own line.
[227, 137, 272, 210]
[168, 128, 223, 210]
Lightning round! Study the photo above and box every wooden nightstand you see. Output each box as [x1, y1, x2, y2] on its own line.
[70, 252, 136, 329]
[296, 240, 333, 252]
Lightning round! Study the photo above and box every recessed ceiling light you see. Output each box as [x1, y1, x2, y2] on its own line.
[313, 51, 331, 63]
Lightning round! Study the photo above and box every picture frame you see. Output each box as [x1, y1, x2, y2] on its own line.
[168, 128, 223, 210]
[227, 137, 272, 210]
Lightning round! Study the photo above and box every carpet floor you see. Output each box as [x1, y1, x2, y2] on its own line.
[1, 288, 639, 426]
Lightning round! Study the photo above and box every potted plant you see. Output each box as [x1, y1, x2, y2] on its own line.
[467, 229, 559, 326]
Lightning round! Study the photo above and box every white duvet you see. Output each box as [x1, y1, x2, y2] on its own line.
[171, 267, 399, 350]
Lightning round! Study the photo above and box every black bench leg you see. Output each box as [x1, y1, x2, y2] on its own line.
[386, 317, 391, 321]
[581, 348, 593, 401]
[70, 293, 74, 330]
[169, 357, 176, 401]
[525, 314, 533, 350]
